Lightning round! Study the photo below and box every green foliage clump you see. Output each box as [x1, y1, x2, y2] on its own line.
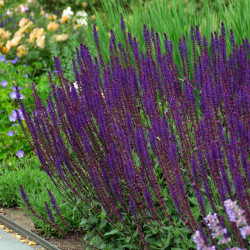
[0, 155, 82, 237]
[0, 60, 51, 160]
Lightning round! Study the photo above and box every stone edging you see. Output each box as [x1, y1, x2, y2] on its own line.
[0, 213, 60, 250]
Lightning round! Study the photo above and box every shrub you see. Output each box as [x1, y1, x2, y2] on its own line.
[17, 15, 249, 249]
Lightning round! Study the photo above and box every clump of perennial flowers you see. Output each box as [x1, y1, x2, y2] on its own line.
[16, 15, 249, 249]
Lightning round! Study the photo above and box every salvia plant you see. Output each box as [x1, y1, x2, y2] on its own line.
[16, 14, 249, 249]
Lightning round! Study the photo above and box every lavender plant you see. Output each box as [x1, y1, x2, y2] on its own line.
[16, 15, 249, 249]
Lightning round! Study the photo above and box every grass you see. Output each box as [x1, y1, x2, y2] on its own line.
[84, 0, 250, 72]
[0, 154, 82, 237]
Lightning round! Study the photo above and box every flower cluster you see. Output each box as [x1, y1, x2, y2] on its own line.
[204, 213, 230, 244]
[0, 4, 87, 58]
[193, 230, 215, 250]
[17, 16, 250, 248]
[224, 200, 250, 240]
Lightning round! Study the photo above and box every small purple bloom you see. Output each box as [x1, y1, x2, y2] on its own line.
[12, 123, 18, 126]
[10, 57, 18, 64]
[23, 64, 27, 67]
[0, 55, 7, 63]
[10, 92, 24, 99]
[16, 150, 24, 158]
[54, 70, 58, 74]
[1, 80, 7, 87]
[8, 131, 14, 136]
[10, 92, 17, 99]
[24, 74, 28, 78]
[9, 109, 24, 122]
[12, 86, 22, 91]
[239, 226, 250, 239]
[9, 113, 17, 122]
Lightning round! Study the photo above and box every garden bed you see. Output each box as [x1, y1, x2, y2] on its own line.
[0, 207, 85, 250]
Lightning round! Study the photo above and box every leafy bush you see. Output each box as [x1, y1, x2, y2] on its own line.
[17, 12, 250, 249]
[0, 57, 53, 160]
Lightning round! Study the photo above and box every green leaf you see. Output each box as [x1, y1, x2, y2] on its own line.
[104, 229, 120, 236]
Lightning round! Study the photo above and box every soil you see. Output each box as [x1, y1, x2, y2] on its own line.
[0, 207, 86, 250]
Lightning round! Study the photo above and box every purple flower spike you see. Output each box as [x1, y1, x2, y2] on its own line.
[8, 131, 14, 136]
[1, 80, 7, 87]
[16, 150, 24, 158]
[20, 185, 28, 203]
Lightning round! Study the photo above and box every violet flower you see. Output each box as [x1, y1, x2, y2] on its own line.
[1, 80, 7, 87]
[204, 213, 231, 244]
[8, 131, 14, 136]
[193, 230, 216, 250]
[10, 92, 24, 99]
[16, 150, 24, 158]
[224, 199, 247, 228]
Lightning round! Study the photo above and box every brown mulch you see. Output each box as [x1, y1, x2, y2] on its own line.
[0, 207, 86, 250]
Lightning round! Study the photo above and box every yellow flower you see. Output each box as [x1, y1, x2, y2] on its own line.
[28, 28, 45, 45]
[74, 23, 83, 30]
[53, 34, 69, 42]
[49, 14, 57, 21]
[17, 44, 27, 57]
[6, 40, 12, 50]
[36, 35, 45, 48]
[47, 22, 59, 31]
[0, 0, 4, 7]
[3, 31, 11, 40]
[6, 34, 22, 50]
[28, 33, 36, 44]
[19, 17, 29, 28]
[82, 2, 87, 7]
[0, 28, 4, 36]
[2, 47, 9, 53]
[61, 15, 69, 24]
[20, 21, 33, 34]
[34, 28, 45, 37]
